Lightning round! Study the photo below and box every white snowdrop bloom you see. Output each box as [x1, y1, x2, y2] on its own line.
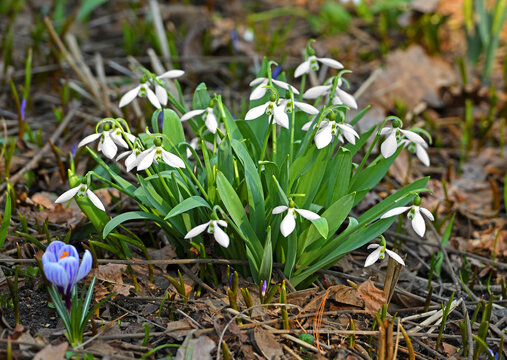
[295, 55, 343, 78]
[186, 138, 215, 158]
[303, 81, 358, 109]
[119, 82, 161, 109]
[184, 220, 229, 248]
[380, 120, 427, 159]
[364, 244, 405, 267]
[78, 127, 135, 160]
[272, 203, 320, 237]
[245, 95, 289, 129]
[314, 113, 359, 149]
[400, 139, 430, 166]
[133, 145, 185, 171]
[117, 149, 141, 172]
[249, 77, 299, 101]
[278, 98, 319, 115]
[154, 70, 185, 106]
[380, 198, 434, 237]
[55, 183, 105, 211]
[181, 107, 218, 134]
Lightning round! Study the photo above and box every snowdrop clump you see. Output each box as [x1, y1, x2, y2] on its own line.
[55, 41, 432, 287]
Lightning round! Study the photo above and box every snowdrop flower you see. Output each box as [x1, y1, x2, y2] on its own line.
[186, 137, 215, 158]
[245, 94, 289, 128]
[364, 237, 405, 267]
[400, 138, 430, 166]
[133, 138, 185, 171]
[272, 201, 320, 237]
[55, 180, 105, 211]
[42, 241, 92, 308]
[380, 117, 427, 158]
[154, 70, 185, 107]
[278, 98, 319, 116]
[249, 77, 299, 101]
[380, 196, 434, 237]
[78, 124, 136, 159]
[117, 148, 141, 172]
[295, 47, 344, 78]
[314, 112, 359, 149]
[181, 101, 218, 134]
[184, 218, 229, 248]
[303, 79, 358, 109]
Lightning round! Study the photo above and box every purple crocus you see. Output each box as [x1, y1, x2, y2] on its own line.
[42, 241, 92, 310]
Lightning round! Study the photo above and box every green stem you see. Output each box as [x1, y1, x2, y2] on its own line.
[90, 171, 136, 198]
[289, 90, 296, 162]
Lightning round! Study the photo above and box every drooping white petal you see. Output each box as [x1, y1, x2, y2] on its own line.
[161, 149, 185, 168]
[86, 189, 105, 211]
[280, 212, 296, 237]
[249, 85, 268, 100]
[415, 144, 430, 166]
[184, 222, 211, 239]
[181, 109, 206, 122]
[419, 207, 434, 221]
[410, 209, 426, 237]
[294, 101, 319, 115]
[205, 111, 218, 134]
[213, 223, 230, 248]
[337, 124, 359, 145]
[157, 69, 184, 79]
[380, 206, 411, 218]
[146, 87, 161, 109]
[314, 126, 333, 149]
[55, 186, 81, 204]
[303, 85, 331, 100]
[364, 247, 382, 267]
[249, 77, 267, 86]
[272, 79, 300, 95]
[317, 57, 344, 69]
[116, 150, 131, 161]
[385, 249, 405, 266]
[367, 244, 380, 250]
[380, 127, 392, 136]
[110, 130, 128, 148]
[119, 85, 141, 107]
[136, 148, 156, 171]
[100, 133, 118, 159]
[125, 151, 139, 172]
[125, 133, 136, 143]
[294, 60, 311, 78]
[273, 105, 289, 129]
[301, 120, 314, 131]
[295, 208, 320, 220]
[155, 85, 168, 106]
[334, 88, 357, 109]
[401, 129, 426, 145]
[272, 206, 288, 214]
[78, 133, 101, 148]
[380, 131, 398, 158]
[216, 220, 228, 227]
[245, 103, 269, 120]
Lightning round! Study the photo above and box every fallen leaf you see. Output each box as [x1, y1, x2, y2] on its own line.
[31, 192, 56, 210]
[253, 327, 283, 360]
[89, 264, 131, 298]
[33, 343, 68, 360]
[175, 335, 215, 360]
[356, 279, 386, 316]
[328, 285, 364, 308]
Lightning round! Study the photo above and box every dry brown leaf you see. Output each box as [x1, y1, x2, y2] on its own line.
[175, 335, 215, 360]
[31, 192, 55, 210]
[89, 264, 131, 297]
[253, 327, 283, 360]
[357, 280, 386, 316]
[33, 343, 68, 360]
[328, 285, 364, 308]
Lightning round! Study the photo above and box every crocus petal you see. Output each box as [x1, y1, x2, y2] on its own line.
[245, 103, 269, 120]
[58, 244, 79, 260]
[303, 85, 331, 99]
[157, 69, 184, 79]
[273, 106, 289, 129]
[380, 206, 411, 218]
[161, 149, 185, 168]
[55, 186, 81, 204]
[380, 132, 398, 158]
[334, 89, 357, 109]
[86, 189, 106, 211]
[295, 209, 320, 220]
[136, 148, 156, 171]
[272, 206, 288, 214]
[205, 112, 218, 134]
[119, 85, 141, 107]
[314, 126, 333, 149]
[146, 87, 161, 109]
[100, 134, 118, 159]
[76, 250, 92, 281]
[317, 57, 344, 69]
[78, 133, 101, 148]
[213, 224, 230, 248]
[294, 60, 311, 78]
[411, 209, 426, 237]
[59, 256, 80, 288]
[401, 129, 426, 145]
[294, 101, 319, 115]
[155, 85, 168, 106]
[184, 222, 210, 239]
[416, 144, 430, 166]
[364, 247, 382, 267]
[43, 262, 70, 288]
[181, 109, 206, 122]
[42, 241, 66, 265]
[419, 207, 434, 221]
[280, 212, 296, 237]
[385, 249, 405, 266]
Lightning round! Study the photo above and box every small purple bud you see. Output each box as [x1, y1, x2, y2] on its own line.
[272, 65, 282, 79]
[71, 143, 77, 158]
[20, 98, 26, 121]
[261, 280, 267, 297]
[230, 29, 238, 53]
[229, 273, 234, 288]
[158, 111, 164, 130]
